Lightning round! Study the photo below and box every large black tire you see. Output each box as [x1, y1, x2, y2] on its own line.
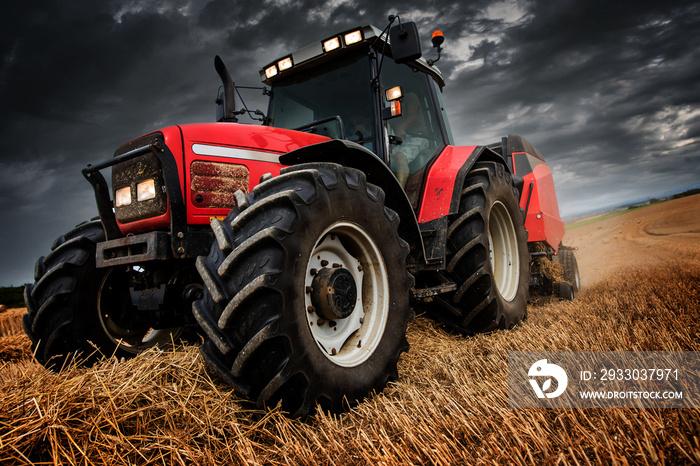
[24, 220, 109, 367]
[432, 162, 529, 333]
[24, 220, 183, 368]
[193, 163, 413, 417]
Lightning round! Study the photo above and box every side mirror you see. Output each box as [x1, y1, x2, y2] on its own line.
[390, 22, 422, 64]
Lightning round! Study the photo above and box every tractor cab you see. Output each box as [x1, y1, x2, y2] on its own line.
[258, 24, 454, 194]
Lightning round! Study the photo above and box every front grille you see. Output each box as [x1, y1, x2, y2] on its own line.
[190, 161, 249, 208]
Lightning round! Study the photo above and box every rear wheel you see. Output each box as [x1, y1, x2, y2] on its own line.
[193, 163, 413, 417]
[555, 247, 580, 298]
[431, 162, 529, 333]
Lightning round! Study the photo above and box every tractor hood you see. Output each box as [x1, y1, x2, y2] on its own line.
[102, 122, 329, 236]
[176, 122, 330, 227]
[177, 122, 329, 157]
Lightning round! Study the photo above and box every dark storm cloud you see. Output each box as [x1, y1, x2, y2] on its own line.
[439, 0, 700, 213]
[1, 0, 699, 286]
[0, 1, 212, 286]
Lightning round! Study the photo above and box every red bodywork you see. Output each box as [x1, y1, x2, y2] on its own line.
[117, 123, 328, 235]
[512, 151, 565, 252]
[118, 124, 564, 253]
[416, 145, 477, 223]
[417, 145, 565, 251]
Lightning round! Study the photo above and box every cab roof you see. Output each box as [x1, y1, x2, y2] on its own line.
[259, 24, 445, 88]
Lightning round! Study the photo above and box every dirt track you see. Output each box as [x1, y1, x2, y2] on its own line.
[563, 193, 700, 288]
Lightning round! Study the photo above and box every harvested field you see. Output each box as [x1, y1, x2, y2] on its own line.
[1, 194, 699, 464]
[565, 193, 700, 287]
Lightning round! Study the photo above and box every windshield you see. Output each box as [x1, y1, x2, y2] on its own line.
[267, 53, 375, 150]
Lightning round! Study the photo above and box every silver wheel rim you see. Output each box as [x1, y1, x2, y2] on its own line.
[488, 201, 520, 302]
[305, 221, 389, 367]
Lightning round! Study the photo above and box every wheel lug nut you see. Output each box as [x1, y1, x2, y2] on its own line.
[329, 320, 337, 327]
[317, 318, 325, 326]
[310, 268, 318, 276]
[320, 259, 329, 267]
[306, 286, 313, 293]
[331, 348, 337, 355]
[307, 305, 316, 313]
[332, 263, 341, 268]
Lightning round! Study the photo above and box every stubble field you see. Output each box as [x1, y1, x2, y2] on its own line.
[1, 194, 699, 464]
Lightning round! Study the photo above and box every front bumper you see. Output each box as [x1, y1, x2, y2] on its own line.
[96, 231, 171, 268]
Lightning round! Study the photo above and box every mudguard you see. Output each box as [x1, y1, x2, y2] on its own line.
[416, 145, 508, 223]
[279, 139, 424, 263]
[406, 144, 512, 266]
[417, 137, 565, 253]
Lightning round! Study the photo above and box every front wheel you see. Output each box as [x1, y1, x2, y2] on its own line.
[193, 163, 413, 417]
[430, 162, 530, 333]
[23, 220, 189, 368]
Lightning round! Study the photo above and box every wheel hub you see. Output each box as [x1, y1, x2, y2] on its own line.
[311, 267, 357, 320]
[304, 223, 389, 367]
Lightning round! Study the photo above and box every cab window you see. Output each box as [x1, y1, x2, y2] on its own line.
[268, 53, 375, 151]
[380, 58, 446, 190]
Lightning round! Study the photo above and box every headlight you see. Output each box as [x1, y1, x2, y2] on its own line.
[323, 37, 341, 52]
[137, 179, 157, 202]
[265, 65, 278, 79]
[277, 57, 293, 71]
[344, 30, 363, 45]
[112, 139, 168, 224]
[385, 86, 403, 101]
[115, 186, 132, 207]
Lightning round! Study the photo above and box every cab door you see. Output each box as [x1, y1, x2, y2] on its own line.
[378, 57, 452, 208]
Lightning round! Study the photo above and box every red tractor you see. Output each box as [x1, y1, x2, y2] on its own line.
[24, 18, 576, 416]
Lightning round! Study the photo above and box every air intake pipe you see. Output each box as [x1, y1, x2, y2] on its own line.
[214, 55, 238, 123]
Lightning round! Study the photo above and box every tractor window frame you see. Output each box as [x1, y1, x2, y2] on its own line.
[265, 50, 378, 151]
[428, 78, 454, 146]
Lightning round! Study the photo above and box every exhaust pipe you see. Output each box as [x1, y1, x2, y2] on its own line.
[214, 55, 238, 123]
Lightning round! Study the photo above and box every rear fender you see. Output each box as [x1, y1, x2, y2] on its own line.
[279, 139, 425, 264]
[416, 145, 510, 223]
[409, 144, 512, 267]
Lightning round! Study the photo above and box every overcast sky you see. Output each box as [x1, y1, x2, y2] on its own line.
[1, 0, 698, 286]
